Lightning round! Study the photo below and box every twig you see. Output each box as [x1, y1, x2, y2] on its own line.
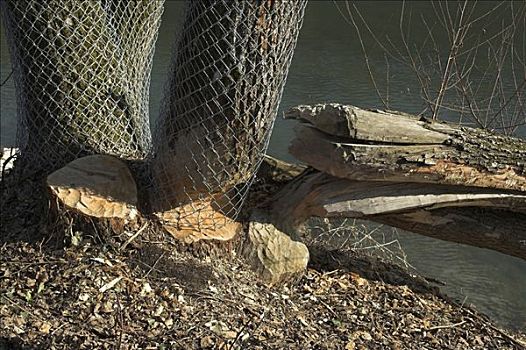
[115, 292, 124, 350]
[99, 276, 123, 293]
[456, 302, 526, 347]
[120, 222, 148, 251]
[1, 151, 18, 181]
[226, 310, 266, 350]
[50, 321, 67, 336]
[143, 252, 165, 279]
[487, 78, 526, 127]
[229, 310, 266, 350]
[318, 297, 338, 317]
[427, 320, 466, 330]
[341, 1, 388, 108]
[2, 295, 34, 316]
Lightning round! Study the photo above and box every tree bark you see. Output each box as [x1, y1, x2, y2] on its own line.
[260, 104, 526, 260]
[286, 104, 525, 192]
[374, 208, 526, 259]
[150, 1, 307, 241]
[1, 0, 163, 172]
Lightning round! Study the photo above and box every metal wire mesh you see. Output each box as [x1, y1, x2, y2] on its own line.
[150, 1, 307, 235]
[1, 0, 164, 172]
[2, 0, 307, 239]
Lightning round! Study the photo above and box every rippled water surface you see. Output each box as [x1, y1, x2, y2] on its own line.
[1, 1, 524, 330]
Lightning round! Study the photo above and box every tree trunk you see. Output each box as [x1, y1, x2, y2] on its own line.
[150, 0, 307, 242]
[1, 0, 164, 173]
[267, 170, 526, 259]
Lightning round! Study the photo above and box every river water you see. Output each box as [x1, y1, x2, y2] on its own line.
[1, 1, 524, 331]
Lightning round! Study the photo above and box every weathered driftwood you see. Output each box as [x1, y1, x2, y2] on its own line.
[266, 104, 526, 260]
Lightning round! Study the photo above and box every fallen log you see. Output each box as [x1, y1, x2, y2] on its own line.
[286, 104, 525, 192]
[8, 102, 524, 282]
[267, 170, 526, 259]
[264, 104, 526, 260]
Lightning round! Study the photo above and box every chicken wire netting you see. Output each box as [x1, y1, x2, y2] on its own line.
[150, 1, 307, 234]
[1, 0, 307, 237]
[1, 0, 164, 172]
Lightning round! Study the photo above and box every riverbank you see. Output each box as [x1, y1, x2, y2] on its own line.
[0, 219, 526, 349]
[1, 238, 525, 349]
[1, 164, 525, 349]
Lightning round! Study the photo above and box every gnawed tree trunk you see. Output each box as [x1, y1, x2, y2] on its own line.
[265, 104, 526, 260]
[150, 0, 307, 242]
[0, 1, 164, 272]
[36, 152, 310, 285]
[1, 0, 163, 172]
[1, 0, 311, 285]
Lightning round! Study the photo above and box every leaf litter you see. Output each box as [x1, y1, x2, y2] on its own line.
[1, 170, 525, 349]
[1, 239, 525, 350]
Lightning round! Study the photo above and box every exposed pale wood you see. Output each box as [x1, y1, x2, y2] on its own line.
[268, 170, 526, 223]
[286, 104, 451, 143]
[241, 210, 309, 285]
[286, 103, 526, 192]
[154, 197, 242, 244]
[47, 155, 138, 220]
[266, 171, 526, 260]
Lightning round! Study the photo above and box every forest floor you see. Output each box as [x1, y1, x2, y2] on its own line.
[1, 168, 526, 350]
[2, 235, 526, 349]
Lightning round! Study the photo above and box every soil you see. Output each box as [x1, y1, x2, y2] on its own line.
[1, 168, 525, 350]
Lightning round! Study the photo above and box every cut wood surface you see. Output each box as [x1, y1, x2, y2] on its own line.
[154, 197, 242, 244]
[242, 210, 309, 285]
[47, 155, 138, 220]
[270, 172, 526, 222]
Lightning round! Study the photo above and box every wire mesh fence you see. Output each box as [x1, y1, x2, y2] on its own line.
[2, 0, 307, 240]
[1, 0, 164, 172]
[149, 0, 307, 238]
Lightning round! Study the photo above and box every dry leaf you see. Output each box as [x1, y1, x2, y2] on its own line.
[345, 340, 355, 350]
[38, 322, 51, 334]
[99, 276, 122, 293]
